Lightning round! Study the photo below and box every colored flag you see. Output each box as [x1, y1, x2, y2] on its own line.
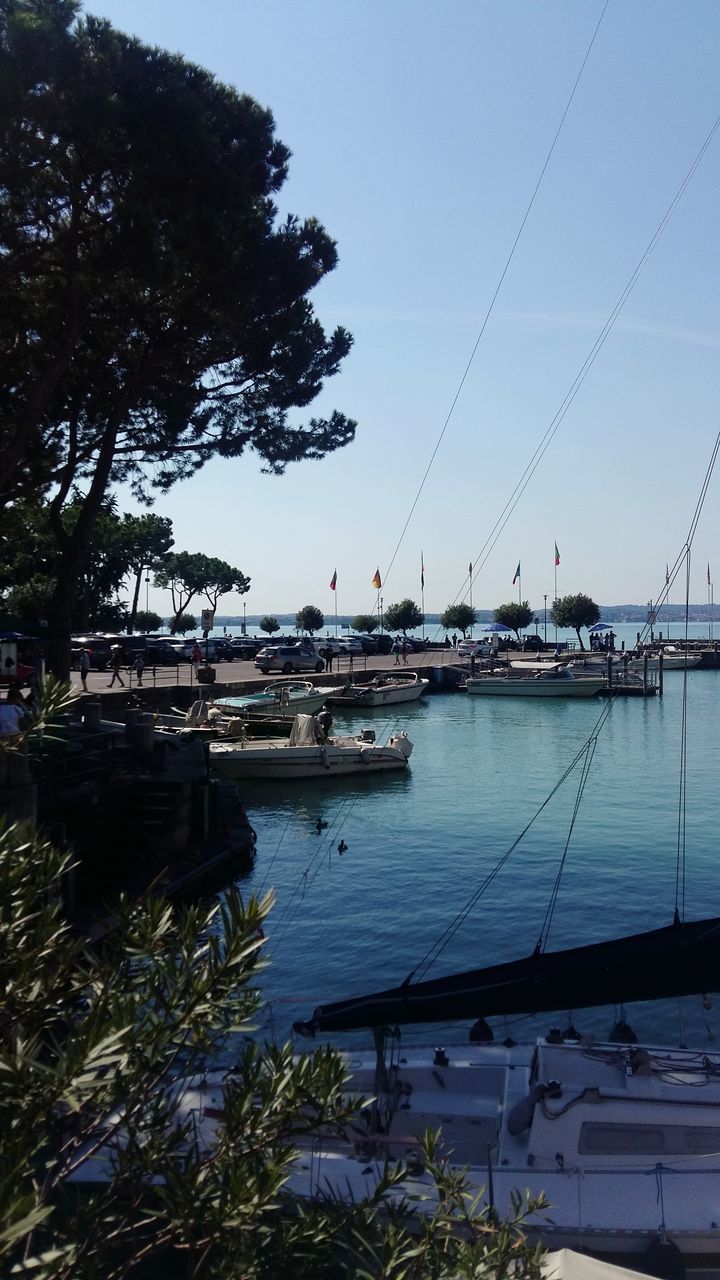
[709, 563, 712, 587]
[665, 564, 669, 586]
[468, 561, 473, 577]
[512, 561, 521, 584]
[421, 553, 425, 591]
[329, 569, 337, 591]
[554, 542, 560, 567]
[372, 567, 382, 590]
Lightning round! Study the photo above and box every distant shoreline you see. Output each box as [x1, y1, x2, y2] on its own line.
[211, 605, 717, 627]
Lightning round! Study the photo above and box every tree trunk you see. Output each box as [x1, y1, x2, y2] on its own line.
[575, 628, 585, 651]
[128, 568, 143, 633]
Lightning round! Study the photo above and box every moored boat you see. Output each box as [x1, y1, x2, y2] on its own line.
[213, 679, 335, 717]
[466, 665, 605, 697]
[327, 671, 429, 708]
[629, 651, 702, 672]
[208, 713, 413, 779]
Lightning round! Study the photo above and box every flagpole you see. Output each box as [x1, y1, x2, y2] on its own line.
[518, 569, 521, 607]
[421, 551, 425, 640]
[469, 562, 473, 613]
[335, 587, 338, 638]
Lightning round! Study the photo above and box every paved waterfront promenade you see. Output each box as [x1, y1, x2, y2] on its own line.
[73, 647, 464, 699]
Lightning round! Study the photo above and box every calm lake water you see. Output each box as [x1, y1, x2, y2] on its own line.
[223, 627, 720, 1051]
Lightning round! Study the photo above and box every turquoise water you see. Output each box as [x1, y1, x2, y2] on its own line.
[229, 659, 720, 1050]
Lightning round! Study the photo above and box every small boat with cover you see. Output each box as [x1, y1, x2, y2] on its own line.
[208, 712, 413, 780]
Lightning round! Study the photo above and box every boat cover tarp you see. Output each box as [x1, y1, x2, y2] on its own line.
[296, 916, 720, 1034]
[542, 1251, 650, 1280]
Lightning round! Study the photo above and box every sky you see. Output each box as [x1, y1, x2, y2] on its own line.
[84, 0, 720, 619]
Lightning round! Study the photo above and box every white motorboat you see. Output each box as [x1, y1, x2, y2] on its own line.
[208, 713, 413, 779]
[326, 671, 429, 708]
[629, 650, 702, 672]
[466, 665, 605, 697]
[212, 679, 334, 717]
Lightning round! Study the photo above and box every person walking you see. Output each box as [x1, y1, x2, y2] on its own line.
[108, 644, 125, 687]
[79, 648, 91, 692]
[392, 638, 401, 665]
[324, 644, 333, 673]
[133, 652, 145, 687]
[191, 642, 203, 680]
[401, 637, 409, 665]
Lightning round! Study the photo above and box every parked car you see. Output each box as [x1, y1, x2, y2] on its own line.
[212, 638, 234, 661]
[457, 638, 491, 658]
[336, 636, 363, 655]
[353, 634, 378, 655]
[230, 637, 264, 659]
[255, 645, 325, 675]
[374, 634, 393, 655]
[146, 639, 182, 665]
[520, 635, 545, 651]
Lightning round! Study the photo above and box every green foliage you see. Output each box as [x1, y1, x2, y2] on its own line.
[1, 0, 356, 674]
[296, 604, 324, 634]
[440, 603, 477, 637]
[494, 601, 534, 640]
[351, 614, 378, 634]
[0, 684, 549, 1278]
[155, 552, 249, 633]
[134, 610, 163, 632]
[550, 593, 600, 650]
[384, 599, 424, 635]
[172, 612, 197, 635]
[259, 615, 280, 635]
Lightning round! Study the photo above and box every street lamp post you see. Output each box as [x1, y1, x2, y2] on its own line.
[380, 597, 384, 632]
[145, 572, 150, 615]
[543, 594, 548, 645]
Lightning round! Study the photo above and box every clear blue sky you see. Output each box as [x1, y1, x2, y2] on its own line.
[86, 0, 720, 619]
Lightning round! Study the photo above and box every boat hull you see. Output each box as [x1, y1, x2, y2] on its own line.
[328, 678, 429, 707]
[209, 737, 412, 779]
[466, 676, 605, 697]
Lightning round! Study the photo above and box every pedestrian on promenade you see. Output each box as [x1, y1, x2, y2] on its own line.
[79, 648, 91, 692]
[191, 642, 202, 679]
[324, 644, 333, 673]
[133, 653, 145, 686]
[401, 637, 409, 665]
[108, 645, 125, 687]
[392, 638, 401, 665]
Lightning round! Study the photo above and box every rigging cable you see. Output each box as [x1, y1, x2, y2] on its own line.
[410, 428, 720, 982]
[378, 2, 611, 593]
[427, 113, 720, 631]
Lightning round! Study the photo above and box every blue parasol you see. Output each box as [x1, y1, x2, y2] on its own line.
[588, 623, 612, 633]
[483, 622, 513, 633]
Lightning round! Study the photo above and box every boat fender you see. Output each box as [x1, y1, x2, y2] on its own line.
[642, 1235, 686, 1280]
[609, 1018, 638, 1044]
[321, 747, 330, 770]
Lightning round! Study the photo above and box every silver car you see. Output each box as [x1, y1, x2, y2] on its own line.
[255, 645, 326, 675]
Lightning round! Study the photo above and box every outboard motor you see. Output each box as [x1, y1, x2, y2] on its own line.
[388, 732, 413, 759]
